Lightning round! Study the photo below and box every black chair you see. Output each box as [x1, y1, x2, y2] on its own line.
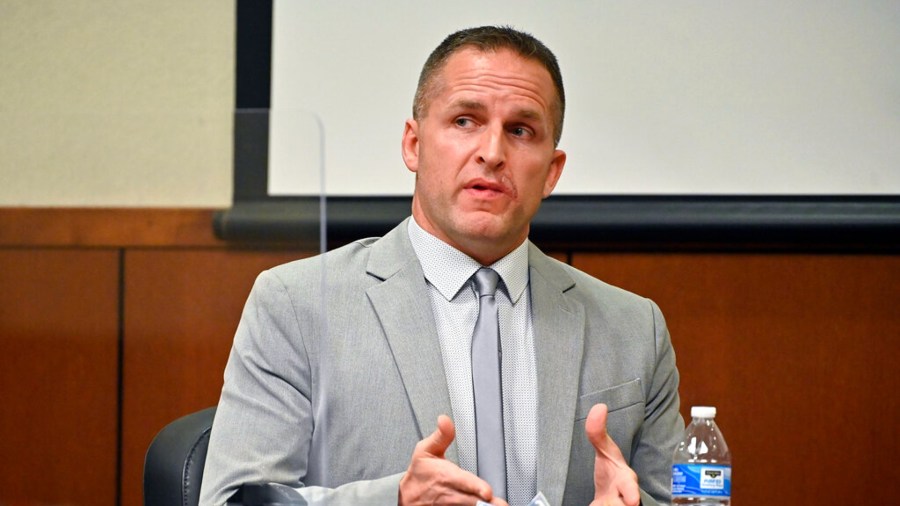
[144, 407, 216, 506]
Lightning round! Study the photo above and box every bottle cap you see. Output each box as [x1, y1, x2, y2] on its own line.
[691, 406, 717, 418]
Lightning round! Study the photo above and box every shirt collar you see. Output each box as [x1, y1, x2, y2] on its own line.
[407, 216, 529, 304]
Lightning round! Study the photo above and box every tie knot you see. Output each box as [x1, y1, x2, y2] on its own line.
[473, 268, 500, 297]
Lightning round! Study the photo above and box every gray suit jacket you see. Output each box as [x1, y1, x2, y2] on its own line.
[200, 220, 683, 505]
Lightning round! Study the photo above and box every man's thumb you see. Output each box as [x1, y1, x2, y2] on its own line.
[585, 403, 610, 449]
[420, 414, 456, 457]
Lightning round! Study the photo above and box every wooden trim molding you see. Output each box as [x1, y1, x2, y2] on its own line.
[214, 196, 900, 252]
[0, 208, 226, 248]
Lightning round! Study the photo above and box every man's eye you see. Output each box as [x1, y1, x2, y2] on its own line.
[455, 118, 471, 127]
[511, 126, 532, 137]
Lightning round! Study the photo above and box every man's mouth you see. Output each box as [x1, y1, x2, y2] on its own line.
[465, 179, 507, 197]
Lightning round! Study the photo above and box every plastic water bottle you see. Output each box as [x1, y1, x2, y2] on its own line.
[671, 406, 732, 505]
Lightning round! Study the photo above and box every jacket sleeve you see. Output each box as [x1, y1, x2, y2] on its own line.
[633, 299, 685, 505]
[198, 270, 403, 506]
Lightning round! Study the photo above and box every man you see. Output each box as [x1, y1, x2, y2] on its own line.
[200, 26, 683, 506]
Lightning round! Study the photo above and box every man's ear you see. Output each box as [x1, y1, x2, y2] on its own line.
[542, 149, 566, 198]
[401, 118, 420, 173]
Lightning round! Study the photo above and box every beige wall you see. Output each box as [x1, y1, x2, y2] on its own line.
[0, 0, 235, 207]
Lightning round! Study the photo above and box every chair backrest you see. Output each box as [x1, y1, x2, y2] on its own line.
[144, 407, 217, 506]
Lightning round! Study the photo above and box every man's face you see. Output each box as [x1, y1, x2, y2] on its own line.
[402, 48, 566, 265]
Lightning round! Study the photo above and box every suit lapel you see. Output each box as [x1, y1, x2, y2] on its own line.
[365, 222, 458, 462]
[529, 245, 585, 505]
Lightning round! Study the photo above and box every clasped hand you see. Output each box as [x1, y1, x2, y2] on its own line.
[398, 404, 639, 506]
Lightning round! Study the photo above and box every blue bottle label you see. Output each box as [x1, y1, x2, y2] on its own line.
[672, 463, 731, 497]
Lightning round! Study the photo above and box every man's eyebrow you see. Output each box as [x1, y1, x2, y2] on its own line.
[449, 100, 544, 122]
[513, 108, 543, 121]
[449, 99, 487, 112]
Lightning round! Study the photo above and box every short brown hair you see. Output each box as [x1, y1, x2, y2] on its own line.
[413, 26, 566, 146]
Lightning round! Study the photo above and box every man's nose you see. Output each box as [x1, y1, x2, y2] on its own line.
[476, 125, 506, 169]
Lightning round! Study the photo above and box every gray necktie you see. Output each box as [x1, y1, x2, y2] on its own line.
[471, 268, 507, 499]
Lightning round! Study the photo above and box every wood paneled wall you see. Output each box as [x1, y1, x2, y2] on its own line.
[572, 253, 900, 504]
[1, 209, 897, 505]
[0, 209, 310, 506]
[0, 249, 119, 505]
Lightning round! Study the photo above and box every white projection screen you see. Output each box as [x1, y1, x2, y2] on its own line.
[266, 0, 900, 198]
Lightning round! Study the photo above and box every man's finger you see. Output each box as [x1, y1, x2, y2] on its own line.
[587, 403, 628, 469]
[417, 414, 456, 458]
[585, 403, 610, 449]
[621, 481, 641, 506]
[586, 404, 641, 506]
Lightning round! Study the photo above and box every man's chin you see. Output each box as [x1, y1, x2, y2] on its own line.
[453, 214, 526, 247]
[455, 212, 506, 236]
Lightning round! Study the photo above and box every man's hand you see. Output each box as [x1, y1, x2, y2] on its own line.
[586, 404, 641, 506]
[399, 415, 509, 506]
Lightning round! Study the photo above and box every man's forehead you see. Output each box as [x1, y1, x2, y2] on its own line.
[440, 46, 546, 78]
[434, 48, 555, 102]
